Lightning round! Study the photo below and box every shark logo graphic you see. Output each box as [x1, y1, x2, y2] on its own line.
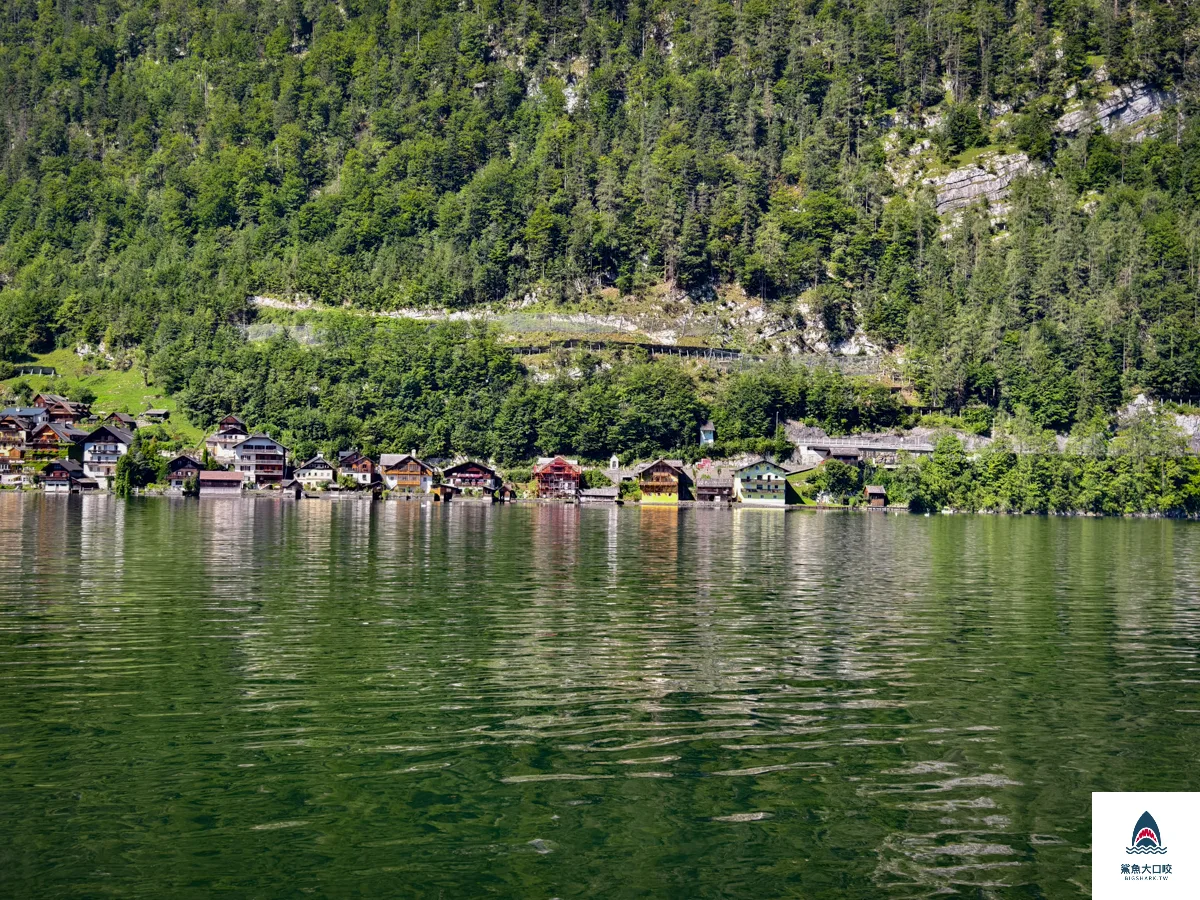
[1127, 811, 1168, 855]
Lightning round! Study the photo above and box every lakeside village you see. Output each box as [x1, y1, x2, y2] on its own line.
[0, 393, 914, 508]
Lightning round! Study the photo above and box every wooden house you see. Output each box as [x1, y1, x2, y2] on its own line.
[442, 460, 499, 492]
[233, 434, 287, 486]
[734, 458, 790, 506]
[33, 394, 89, 425]
[865, 485, 888, 508]
[693, 475, 733, 503]
[41, 459, 95, 493]
[579, 487, 620, 503]
[82, 424, 134, 487]
[0, 415, 29, 467]
[27, 422, 85, 461]
[199, 470, 245, 497]
[337, 449, 376, 486]
[204, 415, 249, 462]
[295, 454, 336, 488]
[380, 453, 433, 493]
[143, 409, 169, 423]
[166, 455, 200, 492]
[636, 459, 691, 504]
[280, 478, 305, 499]
[1, 406, 48, 427]
[533, 456, 582, 499]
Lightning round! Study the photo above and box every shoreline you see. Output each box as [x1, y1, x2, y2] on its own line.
[5, 489, 1198, 519]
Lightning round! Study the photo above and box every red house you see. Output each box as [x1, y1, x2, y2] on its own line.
[533, 456, 581, 499]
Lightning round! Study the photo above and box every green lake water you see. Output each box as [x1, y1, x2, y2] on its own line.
[1, 494, 1198, 898]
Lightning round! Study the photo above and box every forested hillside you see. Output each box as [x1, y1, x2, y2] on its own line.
[0, 0, 1198, 449]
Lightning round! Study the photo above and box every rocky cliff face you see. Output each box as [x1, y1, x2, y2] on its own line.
[923, 152, 1037, 215]
[1056, 82, 1175, 137]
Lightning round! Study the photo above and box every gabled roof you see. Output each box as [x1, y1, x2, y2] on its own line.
[167, 454, 200, 471]
[533, 456, 581, 473]
[44, 458, 83, 474]
[297, 455, 335, 470]
[380, 453, 431, 471]
[700, 420, 715, 430]
[735, 457, 789, 475]
[442, 460, 497, 477]
[144, 408, 169, 417]
[199, 470, 244, 483]
[32, 422, 82, 442]
[105, 412, 137, 426]
[85, 424, 134, 446]
[235, 433, 286, 450]
[634, 458, 687, 476]
[865, 485, 887, 495]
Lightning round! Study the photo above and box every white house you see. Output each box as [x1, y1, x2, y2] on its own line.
[295, 454, 336, 488]
[379, 453, 433, 493]
[82, 424, 134, 488]
[233, 434, 287, 486]
[204, 414, 249, 463]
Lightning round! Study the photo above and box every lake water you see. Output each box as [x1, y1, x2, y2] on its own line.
[1, 495, 1198, 897]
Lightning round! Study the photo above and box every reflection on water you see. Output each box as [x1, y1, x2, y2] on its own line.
[1, 494, 1198, 898]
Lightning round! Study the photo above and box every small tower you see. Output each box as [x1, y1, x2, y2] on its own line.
[609, 453, 620, 470]
[700, 421, 716, 446]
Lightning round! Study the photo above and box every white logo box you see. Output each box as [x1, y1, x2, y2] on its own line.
[1093, 792, 1200, 899]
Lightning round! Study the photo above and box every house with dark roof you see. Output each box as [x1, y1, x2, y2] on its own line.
[337, 449, 376, 486]
[295, 454, 336, 488]
[204, 415, 249, 463]
[233, 434, 287, 486]
[166, 455, 201, 492]
[82, 424, 134, 487]
[636, 459, 691, 504]
[33, 394, 89, 425]
[734, 458, 790, 506]
[442, 460, 499, 492]
[103, 411, 138, 430]
[27, 422, 86, 461]
[41, 459, 96, 493]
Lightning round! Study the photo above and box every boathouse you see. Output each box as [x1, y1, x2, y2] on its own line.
[198, 470, 244, 497]
[865, 485, 888, 508]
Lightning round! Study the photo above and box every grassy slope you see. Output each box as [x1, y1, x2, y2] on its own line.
[2, 347, 202, 443]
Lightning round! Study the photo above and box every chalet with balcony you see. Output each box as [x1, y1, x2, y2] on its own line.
[198, 470, 245, 497]
[636, 459, 691, 504]
[533, 456, 582, 499]
[734, 458, 790, 506]
[233, 434, 287, 486]
[33, 394, 89, 425]
[380, 453, 433, 493]
[82, 425, 133, 487]
[27, 422, 86, 461]
[166, 455, 200, 492]
[295, 454, 336, 488]
[442, 460, 500, 493]
[0, 415, 28, 468]
[204, 415, 249, 462]
[337, 450, 376, 486]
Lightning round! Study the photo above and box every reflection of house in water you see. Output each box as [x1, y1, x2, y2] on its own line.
[528, 504, 581, 584]
[638, 505, 681, 587]
[79, 494, 125, 589]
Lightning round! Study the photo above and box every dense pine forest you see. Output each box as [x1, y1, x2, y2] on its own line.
[0, 0, 1198, 463]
